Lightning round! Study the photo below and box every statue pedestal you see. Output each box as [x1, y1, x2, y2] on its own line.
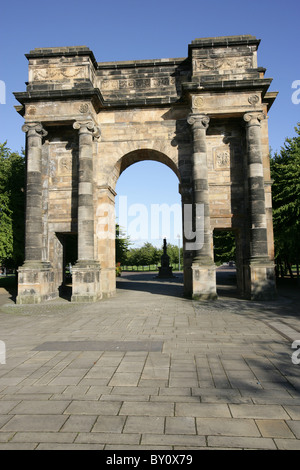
[158, 265, 174, 278]
[157, 238, 175, 279]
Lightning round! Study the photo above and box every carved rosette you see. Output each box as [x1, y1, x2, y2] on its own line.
[248, 94, 260, 106]
[192, 95, 204, 111]
[26, 105, 37, 116]
[79, 103, 89, 114]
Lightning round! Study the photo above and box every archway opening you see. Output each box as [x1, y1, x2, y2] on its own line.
[213, 229, 238, 297]
[114, 157, 183, 296]
[55, 232, 78, 300]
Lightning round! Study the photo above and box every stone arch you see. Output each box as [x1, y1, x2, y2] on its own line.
[117, 148, 180, 180]
[96, 147, 183, 299]
[107, 146, 181, 192]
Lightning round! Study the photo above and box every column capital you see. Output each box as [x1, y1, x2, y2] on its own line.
[243, 111, 265, 127]
[187, 113, 210, 130]
[73, 120, 101, 140]
[22, 122, 48, 137]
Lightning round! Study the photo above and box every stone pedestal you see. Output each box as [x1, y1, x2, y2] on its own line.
[71, 261, 101, 302]
[244, 258, 277, 300]
[191, 263, 217, 300]
[17, 262, 55, 304]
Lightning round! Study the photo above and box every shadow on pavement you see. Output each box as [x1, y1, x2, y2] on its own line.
[117, 267, 240, 299]
[117, 269, 300, 323]
[117, 271, 184, 298]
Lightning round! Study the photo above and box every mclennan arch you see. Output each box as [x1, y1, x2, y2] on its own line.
[14, 35, 278, 304]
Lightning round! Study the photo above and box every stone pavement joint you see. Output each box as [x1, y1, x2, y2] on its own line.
[0, 273, 300, 450]
[33, 341, 164, 352]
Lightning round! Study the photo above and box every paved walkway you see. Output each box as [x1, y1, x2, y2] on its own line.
[0, 270, 300, 450]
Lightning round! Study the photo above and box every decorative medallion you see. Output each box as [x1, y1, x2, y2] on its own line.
[193, 96, 204, 109]
[79, 103, 89, 113]
[248, 94, 260, 106]
[27, 105, 36, 116]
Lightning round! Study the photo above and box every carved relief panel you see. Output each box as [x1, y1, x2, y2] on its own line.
[213, 146, 231, 170]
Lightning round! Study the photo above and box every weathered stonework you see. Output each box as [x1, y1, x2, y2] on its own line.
[14, 35, 278, 303]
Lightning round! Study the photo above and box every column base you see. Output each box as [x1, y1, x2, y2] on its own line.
[191, 262, 218, 300]
[71, 260, 101, 302]
[17, 261, 56, 304]
[244, 258, 277, 300]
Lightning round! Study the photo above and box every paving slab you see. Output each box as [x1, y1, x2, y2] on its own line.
[0, 272, 300, 450]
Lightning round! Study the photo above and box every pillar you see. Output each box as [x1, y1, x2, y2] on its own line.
[71, 120, 101, 302]
[95, 186, 117, 298]
[243, 111, 276, 299]
[187, 113, 217, 300]
[17, 122, 55, 304]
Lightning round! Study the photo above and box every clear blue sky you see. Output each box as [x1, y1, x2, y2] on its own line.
[1, 0, 299, 247]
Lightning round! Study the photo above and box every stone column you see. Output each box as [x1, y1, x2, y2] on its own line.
[243, 111, 276, 299]
[181, 185, 193, 298]
[17, 122, 55, 304]
[71, 120, 101, 302]
[187, 113, 217, 299]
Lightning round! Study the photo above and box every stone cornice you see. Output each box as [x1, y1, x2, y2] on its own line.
[14, 88, 184, 115]
[13, 88, 104, 116]
[14, 87, 104, 105]
[96, 57, 187, 71]
[25, 47, 98, 68]
[182, 78, 273, 95]
[189, 35, 260, 50]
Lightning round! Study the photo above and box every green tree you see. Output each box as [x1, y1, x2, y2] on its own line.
[139, 242, 160, 266]
[123, 241, 184, 270]
[124, 247, 141, 268]
[165, 243, 183, 266]
[213, 230, 236, 265]
[270, 123, 300, 279]
[0, 142, 25, 268]
[115, 224, 131, 264]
